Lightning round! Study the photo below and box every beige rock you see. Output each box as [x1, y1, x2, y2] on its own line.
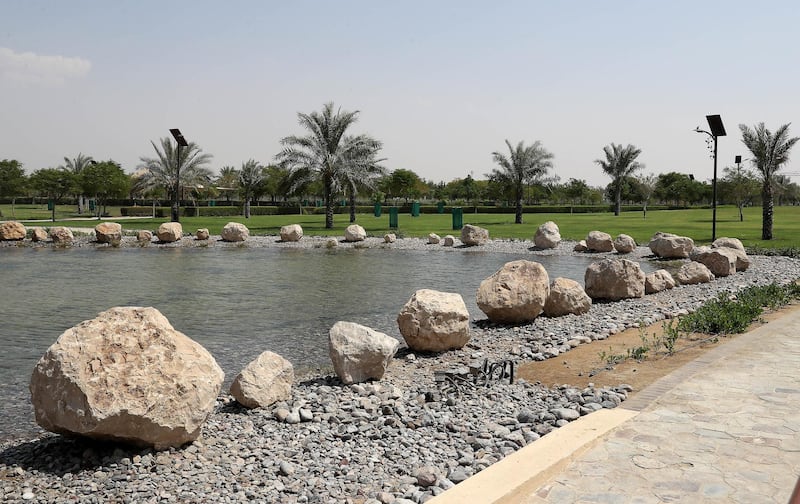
[460, 224, 489, 246]
[31, 227, 48, 242]
[136, 230, 153, 243]
[712, 237, 745, 251]
[50, 227, 74, 245]
[195, 228, 210, 240]
[157, 222, 183, 243]
[534, 221, 561, 249]
[476, 260, 550, 323]
[544, 277, 591, 317]
[676, 262, 715, 285]
[443, 235, 456, 247]
[384, 233, 397, 243]
[693, 247, 737, 277]
[397, 289, 470, 352]
[230, 351, 294, 409]
[344, 224, 367, 242]
[645, 269, 676, 294]
[221, 222, 249, 242]
[586, 231, 614, 252]
[0, 221, 26, 240]
[573, 240, 588, 252]
[29, 307, 223, 450]
[727, 247, 751, 272]
[613, 234, 636, 254]
[280, 224, 303, 242]
[648, 232, 694, 258]
[328, 321, 399, 384]
[95, 222, 122, 244]
[326, 238, 339, 248]
[428, 233, 441, 244]
[584, 258, 645, 300]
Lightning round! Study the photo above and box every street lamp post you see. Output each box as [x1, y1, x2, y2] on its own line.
[694, 115, 726, 242]
[169, 128, 188, 222]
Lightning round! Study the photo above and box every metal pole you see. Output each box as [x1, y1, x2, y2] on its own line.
[172, 143, 181, 222]
[712, 135, 718, 242]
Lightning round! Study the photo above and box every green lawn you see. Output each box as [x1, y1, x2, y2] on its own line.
[4, 204, 799, 249]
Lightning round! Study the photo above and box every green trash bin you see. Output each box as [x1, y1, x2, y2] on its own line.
[411, 202, 420, 217]
[452, 207, 463, 230]
[374, 202, 382, 217]
[89, 200, 96, 211]
[47, 200, 54, 211]
[437, 201, 445, 214]
[209, 200, 216, 207]
[389, 207, 398, 229]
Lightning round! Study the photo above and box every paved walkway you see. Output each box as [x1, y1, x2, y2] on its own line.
[432, 307, 800, 504]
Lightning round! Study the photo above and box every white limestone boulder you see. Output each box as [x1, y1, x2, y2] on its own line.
[428, 233, 441, 244]
[384, 233, 396, 243]
[645, 269, 676, 294]
[676, 262, 715, 285]
[586, 231, 614, 252]
[31, 227, 48, 242]
[443, 235, 456, 247]
[328, 321, 399, 384]
[712, 237, 745, 251]
[693, 247, 737, 277]
[649, 232, 694, 258]
[280, 224, 303, 242]
[0, 221, 26, 241]
[397, 289, 470, 352]
[476, 260, 550, 323]
[50, 227, 74, 245]
[221, 222, 249, 242]
[95, 222, 122, 244]
[230, 351, 294, 409]
[157, 222, 183, 243]
[195, 228, 210, 240]
[344, 224, 366, 242]
[573, 240, 588, 252]
[534, 221, 561, 249]
[613, 234, 636, 254]
[543, 277, 592, 317]
[29, 307, 224, 450]
[136, 230, 153, 243]
[584, 258, 645, 300]
[460, 224, 489, 246]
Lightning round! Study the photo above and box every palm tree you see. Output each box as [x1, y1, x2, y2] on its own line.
[276, 102, 384, 229]
[595, 143, 643, 216]
[488, 140, 554, 224]
[215, 166, 239, 203]
[62, 152, 94, 214]
[238, 159, 264, 218]
[739, 123, 799, 240]
[341, 155, 386, 223]
[137, 137, 213, 209]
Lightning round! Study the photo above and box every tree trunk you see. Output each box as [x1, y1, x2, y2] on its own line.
[324, 177, 334, 229]
[739, 203, 744, 222]
[762, 183, 773, 240]
[244, 198, 251, 218]
[614, 184, 622, 216]
[349, 186, 357, 223]
[514, 183, 523, 224]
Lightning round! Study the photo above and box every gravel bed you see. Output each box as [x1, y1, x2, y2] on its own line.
[2, 234, 800, 503]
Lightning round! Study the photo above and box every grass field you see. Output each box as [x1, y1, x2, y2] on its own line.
[3, 203, 799, 249]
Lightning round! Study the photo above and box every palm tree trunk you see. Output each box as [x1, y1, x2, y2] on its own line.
[615, 185, 622, 216]
[348, 186, 357, 223]
[324, 177, 334, 229]
[514, 183, 523, 224]
[739, 203, 744, 222]
[762, 183, 773, 240]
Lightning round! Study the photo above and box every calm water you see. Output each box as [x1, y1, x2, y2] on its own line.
[0, 246, 659, 439]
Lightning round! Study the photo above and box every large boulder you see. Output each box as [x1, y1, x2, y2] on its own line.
[649, 232, 694, 258]
[712, 237, 745, 251]
[31, 227, 48, 242]
[476, 260, 550, 323]
[676, 262, 714, 285]
[344, 224, 366, 242]
[613, 234, 636, 254]
[534, 221, 561, 249]
[692, 247, 737, 277]
[136, 230, 153, 244]
[29, 307, 224, 450]
[0, 221, 26, 241]
[397, 289, 470, 352]
[50, 227, 74, 245]
[543, 277, 591, 317]
[328, 321, 399, 384]
[280, 224, 303, 242]
[727, 247, 751, 272]
[221, 222, 249, 242]
[460, 224, 489, 246]
[95, 222, 122, 244]
[645, 269, 676, 294]
[586, 231, 614, 252]
[584, 258, 645, 300]
[156, 222, 183, 243]
[230, 351, 294, 409]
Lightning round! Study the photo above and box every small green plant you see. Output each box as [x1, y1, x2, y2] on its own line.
[661, 319, 681, 354]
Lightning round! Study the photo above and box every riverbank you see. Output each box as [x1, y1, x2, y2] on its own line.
[2, 237, 799, 503]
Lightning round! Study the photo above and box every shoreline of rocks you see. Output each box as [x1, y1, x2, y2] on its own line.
[2, 234, 800, 503]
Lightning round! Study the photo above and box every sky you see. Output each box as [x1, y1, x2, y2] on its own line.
[2, 1, 800, 187]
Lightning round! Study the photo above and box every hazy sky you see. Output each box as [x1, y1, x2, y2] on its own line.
[2, 1, 799, 187]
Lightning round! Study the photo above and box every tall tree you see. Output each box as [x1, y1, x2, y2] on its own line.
[79, 160, 130, 217]
[137, 137, 213, 208]
[488, 140, 554, 224]
[720, 165, 759, 222]
[276, 102, 384, 229]
[215, 165, 239, 203]
[739, 122, 799, 240]
[0, 159, 26, 217]
[595, 143, 643, 216]
[62, 152, 94, 214]
[28, 168, 76, 201]
[238, 159, 264, 218]
[342, 159, 385, 223]
[639, 173, 657, 219]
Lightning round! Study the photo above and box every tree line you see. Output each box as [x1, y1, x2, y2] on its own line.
[1, 102, 797, 239]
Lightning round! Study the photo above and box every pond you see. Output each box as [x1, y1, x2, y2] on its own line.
[0, 245, 662, 439]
